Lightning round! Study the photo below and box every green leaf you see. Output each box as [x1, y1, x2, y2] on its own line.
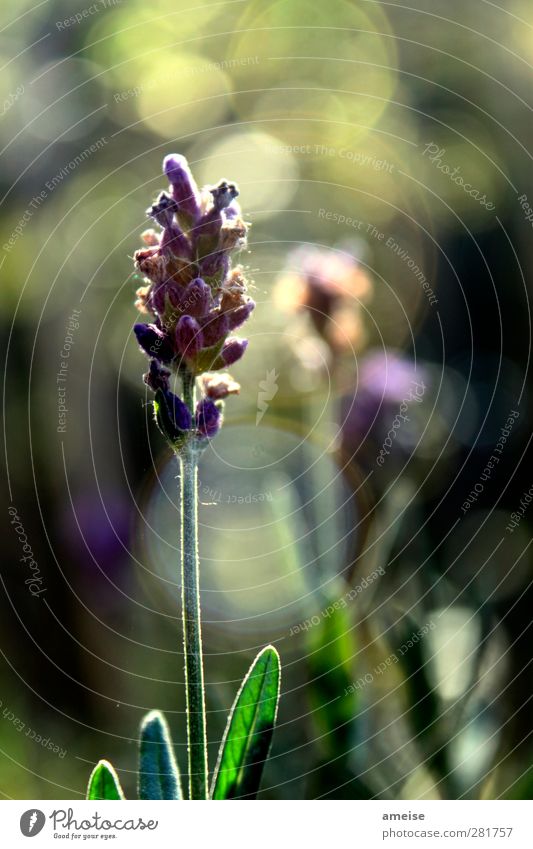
[504, 764, 533, 799]
[398, 620, 446, 780]
[86, 759, 125, 800]
[211, 645, 281, 800]
[138, 710, 183, 800]
[306, 606, 372, 799]
[307, 604, 358, 758]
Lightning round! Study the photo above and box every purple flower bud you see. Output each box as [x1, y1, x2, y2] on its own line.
[182, 278, 211, 318]
[340, 351, 427, 454]
[221, 337, 248, 366]
[191, 183, 240, 251]
[201, 311, 229, 348]
[175, 315, 204, 357]
[223, 199, 241, 220]
[160, 226, 192, 259]
[210, 180, 239, 212]
[154, 388, 192, 441]
[144, 359, 171, 392]
[134, 323, 175, 363]
[198, 250, 229, 279]
[149, 283, 169, 316]
[199, 250, 230, 280]
[192, 207, 223, 244]
[147, 193, 192, 259]
[165, 390, 192, 432]
[147, 191, 176, 228]
[195, 398, 222, 439]
[163, 154, 201, 221]
[151, 280, 192, 317]
[167, 285, 186, 310]
[226, 299, 255, 331]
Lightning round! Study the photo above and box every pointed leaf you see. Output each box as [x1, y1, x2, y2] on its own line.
[307, 604, 359, 758]
[138, 710, 183, 800]
[86, 759, 125, 800]
[398, 621, 446, 778]
[211, 645, 281, 800]
[306, 606, 372, 799]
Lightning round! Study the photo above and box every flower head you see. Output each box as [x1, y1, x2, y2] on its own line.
[341, 350, 427, 456]
[275, 244, 371, 354]
[133, 154, 254, 449]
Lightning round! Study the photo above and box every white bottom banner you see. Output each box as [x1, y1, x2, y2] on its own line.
[0, 800, 529, 848]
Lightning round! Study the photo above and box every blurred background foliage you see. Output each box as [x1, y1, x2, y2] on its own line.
[1, 0, 533, 799]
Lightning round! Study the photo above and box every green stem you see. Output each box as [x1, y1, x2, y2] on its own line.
[180, 370, 208, 800]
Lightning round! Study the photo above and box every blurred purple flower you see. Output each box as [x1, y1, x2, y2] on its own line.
[341, 350, 427, 452]
[275, 244, 371, 354]
[62, 492, 130, 574]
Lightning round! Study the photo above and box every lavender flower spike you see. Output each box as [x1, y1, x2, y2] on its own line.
[129, 153, 268, 803]
[133, 153, 254, 450]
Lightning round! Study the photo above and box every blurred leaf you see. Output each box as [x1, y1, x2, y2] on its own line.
[138, 710, 183, 800]
[211, 645, 281, 800]
[398, 622, 447, 782]
[402, 633, 439, 741]
[86, 760, 125, 800]
[308, 757, 374, 800]
[306, 605, 372, 799]
[499, 765, 533, 800]
[307, 604, 358, 757]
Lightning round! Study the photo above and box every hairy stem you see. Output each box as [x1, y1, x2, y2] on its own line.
[180, 370, 208, 799]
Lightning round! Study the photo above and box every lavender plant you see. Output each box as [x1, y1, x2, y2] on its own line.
[87, 155, 281, 801]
